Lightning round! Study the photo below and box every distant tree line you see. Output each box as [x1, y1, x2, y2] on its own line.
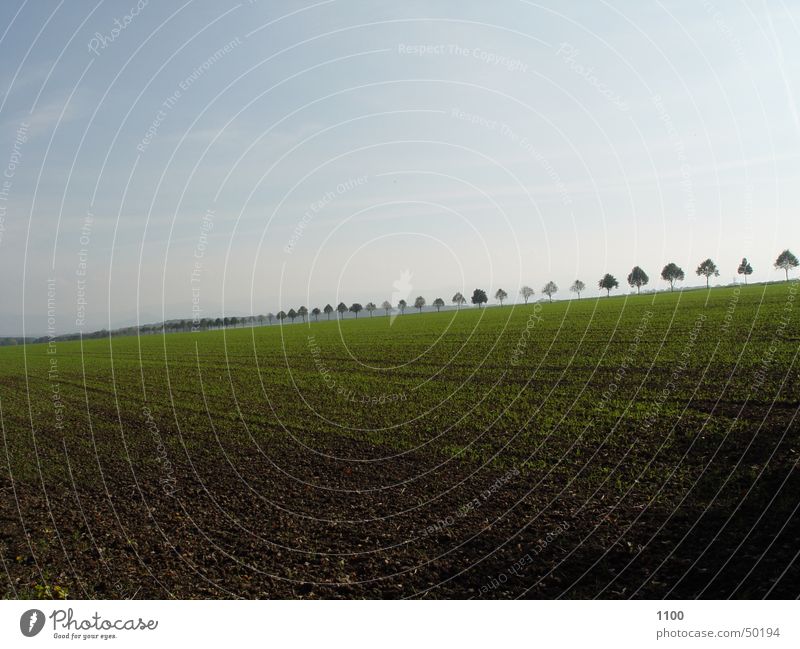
[0, 337, 36, 347]
[30, 249, 798, 342]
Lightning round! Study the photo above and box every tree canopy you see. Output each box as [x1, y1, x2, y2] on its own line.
[519, 286, 534, 303]
[598, 273, 619, 296]
[737, 258, 753, 284]
[660, 263, 685, 291]
[696, 258, 719, 288]
[627, 266, 649, 294]
[542, 281, 558, 302]
[569, 280, 585, 298]
[471, 289, 488, 307]
[774, 249, 799, 281]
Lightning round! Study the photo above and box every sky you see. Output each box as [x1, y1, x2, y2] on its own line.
[1, 0, 799, 335]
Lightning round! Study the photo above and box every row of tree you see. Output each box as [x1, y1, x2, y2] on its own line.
[196, 249, 800, 330]
[595, 249, 798, 297]
[514, 250, 798, 303]
[38, 249, 798, 341]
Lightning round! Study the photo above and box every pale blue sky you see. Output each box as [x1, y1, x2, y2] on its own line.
[1, 0, 799, 334]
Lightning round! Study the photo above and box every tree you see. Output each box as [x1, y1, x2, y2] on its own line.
[519, 286, 534, 304]
[287, 308, 297, 323]
[277, 310, 287, 323]
[433, 297, 445, 312]
[311, 307, 321, 321]
[414, 296, 426, 313]
[471, 288, 488, 308]
[569, 280, 585, 299]
[298, 306, 308, 322]
[365, 302, 376, 317]
[230, 317, 239, 328]
[774, 249, 799, 281]
[696, 258, 719, 288]
[398, 299, 407, 314]
[336, 302, 348, 319]
[542, 281, 558, 302]
[323, 304, 334, 320]
[627, 266, 649, 294]
[598, 273, 619, 296]
[660, 263, 685, 292]
[382, 300, 393, 315]
[737, 258, 753, 284]
[452, 292, 466, 309]
[349, 303, 363, 318]
[215, 317, 223, 329]
[494, 288, 508, 305]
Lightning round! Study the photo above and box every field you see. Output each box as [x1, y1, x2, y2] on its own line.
[1, 283, 798, 599]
